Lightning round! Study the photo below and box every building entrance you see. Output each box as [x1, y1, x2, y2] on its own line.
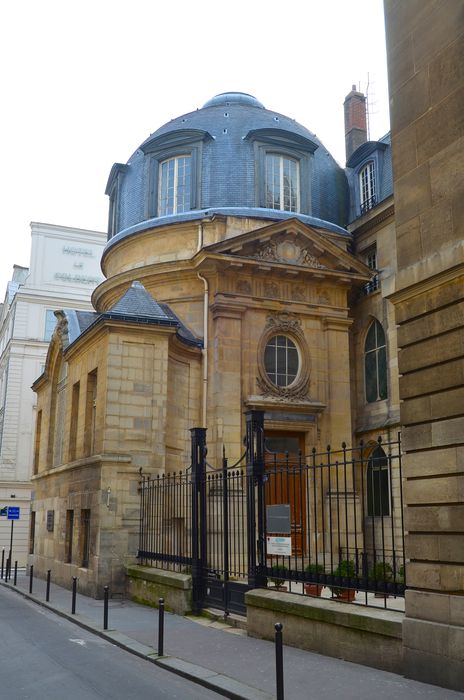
[264, 431, 306, 556]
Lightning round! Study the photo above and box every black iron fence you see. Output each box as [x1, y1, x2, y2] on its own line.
[262, 436, 405, 603]
[138, 412, 405, 614]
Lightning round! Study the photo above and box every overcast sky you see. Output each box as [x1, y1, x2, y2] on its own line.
[0, 0, 390, 293]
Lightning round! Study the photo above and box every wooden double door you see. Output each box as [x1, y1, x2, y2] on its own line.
[264, 431, 306, 555]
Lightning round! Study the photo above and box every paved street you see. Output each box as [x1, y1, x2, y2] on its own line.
[0, 586, 221, 700]
[2, 573, 463, 699]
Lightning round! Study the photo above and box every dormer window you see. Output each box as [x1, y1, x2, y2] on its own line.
[265, 154, 300, 212]
[158, 155, 191, 216]
[359, 162, 376, 213]
[140, 128, 212, 219]
[245, 128, 317, 215]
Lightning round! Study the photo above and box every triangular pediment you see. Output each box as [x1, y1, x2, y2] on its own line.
[200, 218, 370, 278]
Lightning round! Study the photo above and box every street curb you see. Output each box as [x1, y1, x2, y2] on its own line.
[0, 579, 273, 700]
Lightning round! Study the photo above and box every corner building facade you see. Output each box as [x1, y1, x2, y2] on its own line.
[31, 93, 400, 596]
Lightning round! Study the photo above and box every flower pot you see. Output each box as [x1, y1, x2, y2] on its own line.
[273, 585, 288, 592]
[304, 583, 323, 597]
[333, 588, 356, 602]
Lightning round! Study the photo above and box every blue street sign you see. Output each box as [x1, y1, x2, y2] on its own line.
[7, 507, 20, 520]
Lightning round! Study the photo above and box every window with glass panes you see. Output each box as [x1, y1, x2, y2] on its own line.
[265, 154, 299, 212]
[359, 162, 376, 210]
[158, 155, 191, 216]
[264, 335, 299, 387]
[364, 320, 387, 402]
[367, 446, 390, 516]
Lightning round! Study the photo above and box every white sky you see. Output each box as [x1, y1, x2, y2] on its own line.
[0, 0, 390, 292]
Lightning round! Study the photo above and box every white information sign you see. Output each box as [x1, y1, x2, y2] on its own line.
[266, 536, 292, 556]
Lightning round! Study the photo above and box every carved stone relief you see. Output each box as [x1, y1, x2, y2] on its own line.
[263, 281, 280, 298]
[236, 279, 252, 295]
[252, 237, 326, 269]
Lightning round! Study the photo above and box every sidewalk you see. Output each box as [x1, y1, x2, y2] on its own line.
[1, 570, 462, 700]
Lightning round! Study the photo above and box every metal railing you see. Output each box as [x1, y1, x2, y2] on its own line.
[138, 423, 405, 612]
[262, 436, 405, 605]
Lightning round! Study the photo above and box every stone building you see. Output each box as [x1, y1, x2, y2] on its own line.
[30, 91, 400, 596]
[0, 222, 105, 564]
[384, 0, 463, 690]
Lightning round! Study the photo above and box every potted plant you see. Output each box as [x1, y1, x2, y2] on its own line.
[269, 565, 288, 591]
[369, 560, 393, 598]
[330, 559, 356, 602]
[304, 563, 325, 597]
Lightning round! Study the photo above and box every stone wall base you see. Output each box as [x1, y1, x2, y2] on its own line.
[246, 589, 403, 674]
[403, 591, 464, 692]
[127, 565, 192, 615]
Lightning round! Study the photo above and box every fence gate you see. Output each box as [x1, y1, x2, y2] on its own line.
[138, 411, 267, 616]
[190, 411, 266, 615]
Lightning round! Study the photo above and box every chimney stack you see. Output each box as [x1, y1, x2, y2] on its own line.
[344, 85, 367, 163]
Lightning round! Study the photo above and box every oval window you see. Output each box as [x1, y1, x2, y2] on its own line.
[264, 335, 299, 387]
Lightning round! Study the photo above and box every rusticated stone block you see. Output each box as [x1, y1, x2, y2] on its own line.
[399, 357, 464, 399]
[406, 504, 464, 533]
[404, 474, 464, 505]
[416, 86, 464, 164]
[391, 122, 417, 180]
[399, 327, 464, 374]
[394, 163, 432, 228]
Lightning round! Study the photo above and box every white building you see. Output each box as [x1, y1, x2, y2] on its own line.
[0, 222, 106, 565]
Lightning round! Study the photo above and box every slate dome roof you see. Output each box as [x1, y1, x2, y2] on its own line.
[105, 92, 349, 247]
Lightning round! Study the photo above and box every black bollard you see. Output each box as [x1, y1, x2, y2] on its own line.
[103, 586, 109, 630]
[13, 561, 17, 586]
[5, 557, 10, 582]
[46, 570, 51, 602]
[29, 565, 34, 594]
[158, 598, 165, 656]
[71, 576, 77, 614]
[1, 548, 4, 579]
[275, 622, 284, 700]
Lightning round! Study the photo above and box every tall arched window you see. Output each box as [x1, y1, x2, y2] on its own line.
[364, 320, 387, 403]
[367, 446, 390, 516]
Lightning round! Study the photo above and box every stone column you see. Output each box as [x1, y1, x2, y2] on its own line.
[384, 1, 464, 689]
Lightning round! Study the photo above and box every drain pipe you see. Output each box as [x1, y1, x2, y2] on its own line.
[197, 272, 208, 429]
[197, 223, 208, 428]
